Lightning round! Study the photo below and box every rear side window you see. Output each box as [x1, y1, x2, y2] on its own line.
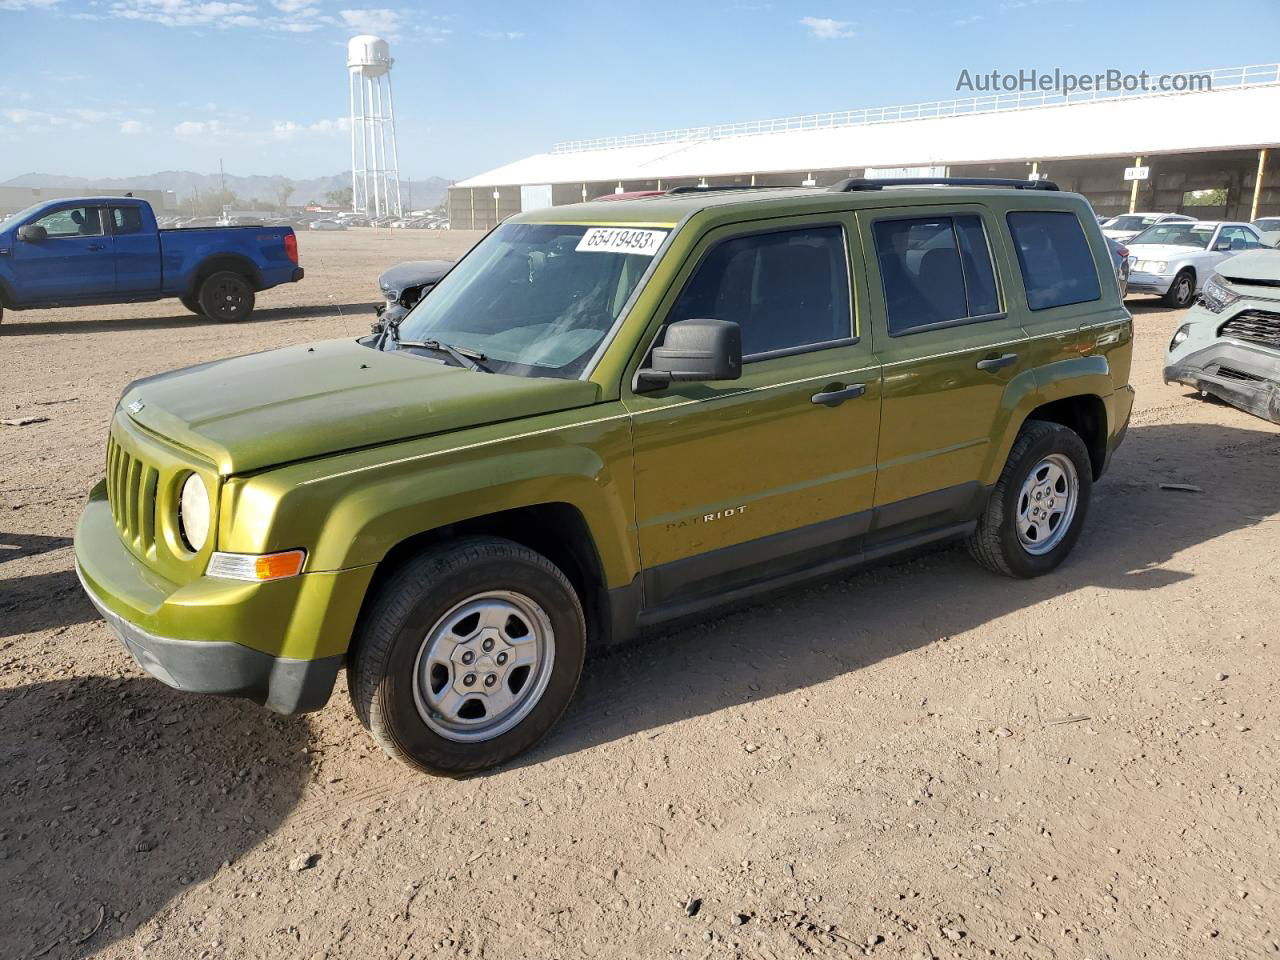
[669, 225, 852, 357]
[1007, 211, 1101, 310]
[111, 206, 145, 235]
[872, 215, 1001, 336]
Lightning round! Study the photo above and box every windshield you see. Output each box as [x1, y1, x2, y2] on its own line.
[393, 221, 665, 378]
[2, 201, 51, 227]
[1105, 215, 1158, 231]
[1256, 218, 1280, 231]
[1130, 223, 1213, 248]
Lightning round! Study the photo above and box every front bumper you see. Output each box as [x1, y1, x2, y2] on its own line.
[1165, 340, 1280, 424]
[74, 481, 374, 713]
[1127, 271, 1174, 295]
[77, 564, 342, 713]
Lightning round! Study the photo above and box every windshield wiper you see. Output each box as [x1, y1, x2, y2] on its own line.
[392, 328, 491, 372]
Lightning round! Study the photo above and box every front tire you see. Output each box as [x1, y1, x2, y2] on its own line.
[1163, 269, 1196, 309]
[349, 537, 586, 775]
[967, 421, 1093, 579]
[196, 270, 255, 322]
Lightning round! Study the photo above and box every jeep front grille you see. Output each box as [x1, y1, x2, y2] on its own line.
[106, 433, 159, 553]
[1220, 310, 1280, 350]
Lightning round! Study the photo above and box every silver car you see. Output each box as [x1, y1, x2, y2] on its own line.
[1125, 220, 1266, 308]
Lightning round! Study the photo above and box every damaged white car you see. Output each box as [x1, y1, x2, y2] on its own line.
[1165, 249, 1280, 424]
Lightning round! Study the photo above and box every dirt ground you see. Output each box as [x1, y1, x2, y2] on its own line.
[2, 229, 1278, 960]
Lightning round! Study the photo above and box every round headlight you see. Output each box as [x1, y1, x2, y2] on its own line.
[179, 473, 211, 552]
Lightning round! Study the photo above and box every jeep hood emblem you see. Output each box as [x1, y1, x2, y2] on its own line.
[127, 398, 145, 414]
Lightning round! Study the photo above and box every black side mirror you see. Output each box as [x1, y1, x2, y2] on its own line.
[637, 318, 742, 390]
[17, 224, 47, 243]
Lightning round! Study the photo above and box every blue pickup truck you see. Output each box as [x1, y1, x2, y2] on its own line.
[0, 196, 303, 323]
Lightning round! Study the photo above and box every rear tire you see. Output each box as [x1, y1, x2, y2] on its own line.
[1163, 269, 1196, 309]
[349, 536, 586, 776]
[196, 271, 255, 322]
[967, 421, 1093, 579]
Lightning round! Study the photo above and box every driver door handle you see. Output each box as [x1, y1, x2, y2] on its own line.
[811, 383, 866, 406]
[976, 353, 1018, 372]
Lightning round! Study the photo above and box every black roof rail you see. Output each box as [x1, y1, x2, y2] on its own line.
[665, 184, 779, 194]
[828, 176, 1060, 192]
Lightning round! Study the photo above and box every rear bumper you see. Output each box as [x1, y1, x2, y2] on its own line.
[77, 564, 342, 713]
[291, 267, 305, 283]
[1164, 341, 1280, 424]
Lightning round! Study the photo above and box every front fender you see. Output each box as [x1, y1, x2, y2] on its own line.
[217, 405, 639, 589]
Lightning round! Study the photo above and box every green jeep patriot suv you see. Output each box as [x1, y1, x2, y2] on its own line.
[74, 178, 1134, 774]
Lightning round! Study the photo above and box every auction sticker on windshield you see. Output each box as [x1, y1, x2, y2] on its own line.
[576, 227, 668, 256]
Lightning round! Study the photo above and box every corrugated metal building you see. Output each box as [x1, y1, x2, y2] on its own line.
[449, 63, 1280, 230]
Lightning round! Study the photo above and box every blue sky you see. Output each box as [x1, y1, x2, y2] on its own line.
[1, 0, 1277, 182]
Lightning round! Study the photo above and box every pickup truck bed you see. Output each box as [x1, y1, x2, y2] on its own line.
[0, 196, 303, 323]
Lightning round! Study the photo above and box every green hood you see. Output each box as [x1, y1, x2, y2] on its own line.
[120, 339, 601, 475]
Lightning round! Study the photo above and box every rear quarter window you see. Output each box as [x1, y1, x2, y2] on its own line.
[1007, 211, 1101, 311]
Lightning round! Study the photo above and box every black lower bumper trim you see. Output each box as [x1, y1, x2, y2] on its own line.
[77, 566, 341, 714]
[1165, 339, 1280, 424]
[292, 267, 305, 282]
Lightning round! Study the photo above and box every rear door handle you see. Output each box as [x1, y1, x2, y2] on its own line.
[976, 353, 1018, 372]
[86, 243, 105, 251]
[811, 383, 866, 406]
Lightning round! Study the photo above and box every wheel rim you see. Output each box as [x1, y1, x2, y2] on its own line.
[412, 591, 556, 743]
[211, 279, 245, 318]
[1175, 276, 1192, 304]
[1015, 453, 1079, 556]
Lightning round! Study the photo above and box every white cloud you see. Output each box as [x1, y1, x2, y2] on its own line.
[799, 15, 855, 39]
[2, 107, 63, 125]
[480, 30, 524, 40]
[339, 7, 402, 40]
[953, 13, 983, 25]
[107, 0, 259, 28]
[174, 118, 230, 137]
[120, 119, 150, 134]
[66, 107, 117, 122]
[271, 117, 350, 139]
[0, 0, 60, 10]
[102, 0, 327, 31]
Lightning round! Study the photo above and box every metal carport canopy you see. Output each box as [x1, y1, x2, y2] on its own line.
[456, 82, 1280, 188]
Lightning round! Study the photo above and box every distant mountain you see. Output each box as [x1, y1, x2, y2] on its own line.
[1, 171, 453, 211]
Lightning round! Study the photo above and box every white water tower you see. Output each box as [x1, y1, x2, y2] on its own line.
[347, 35, 403, 219]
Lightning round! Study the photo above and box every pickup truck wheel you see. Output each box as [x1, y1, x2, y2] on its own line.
[349, 536, 586, 776]
[197, 271, 255, 322]
[967, 421, 1092, 579]
[1163, 269, 1196, 308]
[179, 294, 202, 315]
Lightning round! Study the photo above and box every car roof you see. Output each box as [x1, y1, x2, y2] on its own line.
[515, 184, 1085, 227]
